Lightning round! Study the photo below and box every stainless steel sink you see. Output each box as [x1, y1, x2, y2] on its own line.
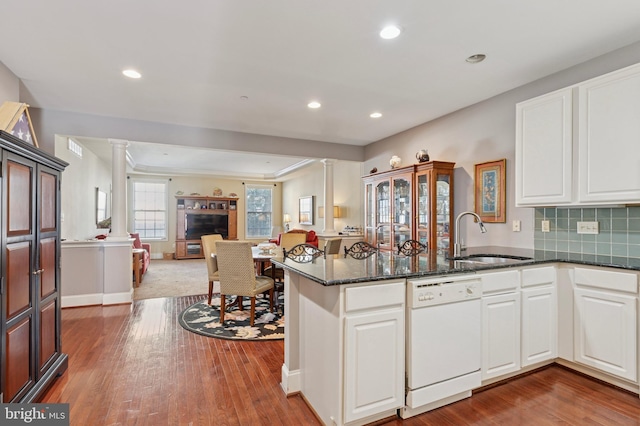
[452, 254, 533, 265]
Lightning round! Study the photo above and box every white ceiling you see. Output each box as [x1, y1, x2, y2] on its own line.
[3, 1, 640, 177]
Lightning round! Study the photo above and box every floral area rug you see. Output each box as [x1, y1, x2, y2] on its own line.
[178, 294, 284, 340]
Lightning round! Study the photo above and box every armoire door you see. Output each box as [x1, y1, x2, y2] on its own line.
[3, 153, 36, 402]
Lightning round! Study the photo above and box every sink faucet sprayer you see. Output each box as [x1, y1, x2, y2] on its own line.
[454, 211, 487, 257]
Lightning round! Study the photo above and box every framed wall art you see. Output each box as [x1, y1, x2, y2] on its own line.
[474, 159, 506, 223]
[299, 195, 314, 225]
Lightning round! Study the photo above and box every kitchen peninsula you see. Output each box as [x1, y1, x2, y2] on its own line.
[273, 247, 640, 426]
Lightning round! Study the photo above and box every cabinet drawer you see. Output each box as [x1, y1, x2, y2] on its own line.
[574, 267, 637, 294]
[480, 270, 520, 295]
[345, 281, 405, 312]
[522, 266, 556, 288]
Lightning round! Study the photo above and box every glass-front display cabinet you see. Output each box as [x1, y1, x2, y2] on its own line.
[363, 165, 413, 252]
[415, 161, 455, 257]
[364, 161, 455, 256]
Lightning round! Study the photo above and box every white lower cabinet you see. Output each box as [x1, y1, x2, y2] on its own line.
[573, 267, 638, 382]
[343, 281, 405, 424]
[482, 292, 521, 380]
[479, 270, 521, 381]
[574, 287, 637, 381]
[521, 267, 557, 367]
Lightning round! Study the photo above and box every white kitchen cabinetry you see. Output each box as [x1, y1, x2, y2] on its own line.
[480, 270, 521, 381]
[573, 267, 638, 382]
[344, 282, 405, 424]
[515, 62, 640, 206]
[578, 64, 640, 203]
[515, 88, 573, 206]
[521, 267, 557, 367]
[297, 278, 405, 426]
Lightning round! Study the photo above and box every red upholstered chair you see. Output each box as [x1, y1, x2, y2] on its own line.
[271, 229, 319, 247]
[130, 233, 151, 275]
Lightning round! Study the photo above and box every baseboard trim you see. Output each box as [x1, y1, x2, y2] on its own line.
[61, 293, 104, 308]
[103, 290, 133, 306]
[62, 291, 132, 307]
[281, 364, 301, 395]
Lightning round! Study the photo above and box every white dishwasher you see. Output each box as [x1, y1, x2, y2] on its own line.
[402, 275, 482, 419]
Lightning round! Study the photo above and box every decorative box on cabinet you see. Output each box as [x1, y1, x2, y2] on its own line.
[363, 161, 454, 256]
[0, 130, 68, 402]
[175, 196, 238, 259]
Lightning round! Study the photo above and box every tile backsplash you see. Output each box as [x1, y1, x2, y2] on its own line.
[534, 206, 640, 264]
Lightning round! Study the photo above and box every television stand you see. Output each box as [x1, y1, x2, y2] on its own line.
[175, 195, 238, 259]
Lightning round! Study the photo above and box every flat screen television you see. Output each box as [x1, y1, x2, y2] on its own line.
[186, 212, 228, 240]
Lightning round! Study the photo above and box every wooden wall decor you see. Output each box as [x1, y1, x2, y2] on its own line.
[0, 101, 39, 147]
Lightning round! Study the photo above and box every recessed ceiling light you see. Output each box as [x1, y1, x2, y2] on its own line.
[122, 69, 142, 79]
[240, 95, 249, 101]
[380, 25, 402, 40]
[370, 112, 382, 118]
[465, 54, 486, 64]
[307, 101, 321, 109]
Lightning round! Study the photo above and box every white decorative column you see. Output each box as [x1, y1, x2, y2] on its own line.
[107, 139, 129, 240]
[322, 159, 337, 235]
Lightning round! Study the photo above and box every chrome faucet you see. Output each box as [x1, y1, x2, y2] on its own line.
[454, 211, 487, 257]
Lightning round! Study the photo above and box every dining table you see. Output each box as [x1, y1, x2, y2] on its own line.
[251, 245, 283, 277]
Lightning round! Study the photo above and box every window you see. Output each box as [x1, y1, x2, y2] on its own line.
[132, 179, 168, 239]
[246, 185, 273, 238]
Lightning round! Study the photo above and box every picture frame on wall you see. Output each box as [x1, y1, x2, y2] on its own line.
[299, 195, 314, 225]
[474, 159, 506, 223]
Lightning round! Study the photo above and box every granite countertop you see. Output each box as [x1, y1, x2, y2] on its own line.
[270, 245, 640, 286]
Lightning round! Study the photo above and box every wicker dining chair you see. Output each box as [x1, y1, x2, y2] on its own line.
[264, 232, 306, 281]
[323, 238, 342, 255]
[201, 234, 224, 305]
[215, 241, 274, 326]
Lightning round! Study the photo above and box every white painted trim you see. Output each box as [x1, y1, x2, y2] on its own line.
[103, 291, 133, 306]
[61, 294, 104, 308]
[281, 364, 301, 395]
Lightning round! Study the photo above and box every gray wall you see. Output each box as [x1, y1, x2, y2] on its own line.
[0, 61, 19, 102]
[364, 40, 640, 250]
[281, 160, 364, 235]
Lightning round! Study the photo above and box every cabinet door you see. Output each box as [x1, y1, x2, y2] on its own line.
[364, 182, 376, 244]
[482, 292, 521, 380]
[574, 287, 636, 381]
[521, 286, 557, 367]
[4, 155, 36, 401]
[578, 63, 640, 203]
[392, 175, 412, 251]
[344, 307, 404, 423]
[375, 180, 391, 248]
[37, 166, 61, 375]
[515, 87, 573, 206]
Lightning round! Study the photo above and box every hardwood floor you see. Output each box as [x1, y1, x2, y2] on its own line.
[42, 295, 640, 425]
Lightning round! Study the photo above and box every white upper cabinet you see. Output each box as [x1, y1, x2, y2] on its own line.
[515, 62, 640, 206]
[578, 64, 640, 203]
[516, 88, 573, 206]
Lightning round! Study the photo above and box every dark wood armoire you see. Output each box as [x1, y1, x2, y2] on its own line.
[0, 130, 68, 402]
